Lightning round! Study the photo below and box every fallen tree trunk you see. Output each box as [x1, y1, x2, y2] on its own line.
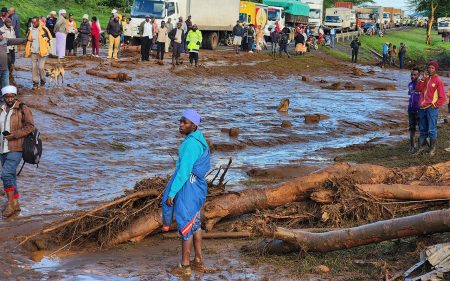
[203, 162, 393, 230]
[358, 184, 450, 201]
[121, 45, 140, 53]
[86, 69, 132, 81]
[263, 208, 450, 253]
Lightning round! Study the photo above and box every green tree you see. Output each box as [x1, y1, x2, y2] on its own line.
[409, 0, 450, 44]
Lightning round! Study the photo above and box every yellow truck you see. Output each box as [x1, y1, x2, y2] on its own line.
[240, 1, 268, 28]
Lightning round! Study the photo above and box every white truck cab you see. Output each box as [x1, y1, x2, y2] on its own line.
[264, 6, 285, 37]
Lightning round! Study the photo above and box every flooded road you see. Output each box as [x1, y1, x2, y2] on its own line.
[5, 56, 409, 218]
[0, 52, 418, 280]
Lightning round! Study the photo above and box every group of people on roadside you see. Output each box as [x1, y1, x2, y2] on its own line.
[137, 15, 202, 67]
[382, 41, 407, 68]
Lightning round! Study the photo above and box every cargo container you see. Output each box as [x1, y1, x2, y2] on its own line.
[356, 8, 376, 28]
[129, 0, 240, 49]
[240, 1, 269, 28]
[263, 0, 310, 26]
[324, 7, 354, 31]
[334, 2, 353, 9]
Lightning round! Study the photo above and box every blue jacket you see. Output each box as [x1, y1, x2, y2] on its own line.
[408, 81, 420, 111]
[162, 131, 210, 237]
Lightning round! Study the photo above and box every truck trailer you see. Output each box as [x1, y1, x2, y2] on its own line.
[263, 0, 309, 27]
[129, 0, 240, 49]
[240, 1, 269, 29]
[324, 7, 355, 31]
[356, 8, 375, 28]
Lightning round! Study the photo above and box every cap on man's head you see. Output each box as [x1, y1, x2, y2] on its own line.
[1, 7, 7, 12]
[428, 60, 439, 71]
[50, 11, 57, 15]
[112, 9, 118, 14]
[182, 109, 201, 126]
[2, 85, 17, 96]
[145, 15, 151, 18]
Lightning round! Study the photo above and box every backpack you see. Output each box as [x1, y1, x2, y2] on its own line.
[17, 103, 42, 176]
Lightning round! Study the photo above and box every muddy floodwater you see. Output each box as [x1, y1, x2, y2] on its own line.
[0, 53, 418, 280]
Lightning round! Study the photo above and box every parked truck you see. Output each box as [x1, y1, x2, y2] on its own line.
[304, 0, 324, 34]
[392, 8, 402, 27]
[263, 6, 285, 38]
[263, 0, 309, 27]
[437, 17, 450, 34]
[324, 7, 354, 32]
[129, 0, 240, 49]
[356, 8, 376, 28]
[240, 1, 269, 29]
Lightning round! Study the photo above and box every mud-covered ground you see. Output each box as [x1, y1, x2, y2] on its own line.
[1, 47, 449, 280]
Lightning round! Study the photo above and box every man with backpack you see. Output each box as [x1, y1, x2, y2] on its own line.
[350, 37, 361, 63]
[0, 85, 35, 217]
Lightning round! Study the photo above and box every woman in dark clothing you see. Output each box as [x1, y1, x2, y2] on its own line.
[77, 15, 91, 55]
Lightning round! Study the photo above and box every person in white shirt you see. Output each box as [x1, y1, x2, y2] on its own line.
[123, 18, 133, 45]
[139, 15, 153, 61]
[156, 21, 168, 62]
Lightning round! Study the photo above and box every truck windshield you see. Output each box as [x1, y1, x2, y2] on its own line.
[325, 16, 341, 23]
[383, 13, 389, 19]
[358, 13, 372, 20]
[268, 9, 280, 21]
[309, 9, 320, 19]
[438, 22, 449, 27]
[131, 0, 165, 19]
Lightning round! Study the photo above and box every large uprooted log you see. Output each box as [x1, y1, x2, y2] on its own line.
[357, 184, 450, 201]
[258, 208, 450, 253]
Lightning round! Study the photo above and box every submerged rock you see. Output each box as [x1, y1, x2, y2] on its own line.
[281, 120, 293, 128]
[229, 128, 239, 137]
[304, 114, 329, 124]
[277, 98, 290, 113]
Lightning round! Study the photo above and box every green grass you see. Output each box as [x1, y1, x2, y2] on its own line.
[358, 28, 450, 67]
[344, 125, 450, 168]
[3, 0, 113, 36]
[326, 28, 450, 68]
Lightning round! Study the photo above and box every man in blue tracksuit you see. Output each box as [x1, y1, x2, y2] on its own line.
[162, 108, 210, 277]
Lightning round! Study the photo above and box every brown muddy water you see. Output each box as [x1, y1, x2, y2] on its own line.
[0, 53, 423, 280]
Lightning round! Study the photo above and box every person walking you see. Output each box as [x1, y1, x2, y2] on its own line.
[0, 19, 17, 84]
[65, 14, 76, 56]
[407, 67, 421, 154]
[139, 15, 153, 61]
[329, 27, 336, 48]
[399, 43, 406, 69]
[178, 17, 187, 53]
[162, 108, 210, 277]
[232, 20, 243, 54]
[0, 85, 35, 217]
[165, 18, 173, 53]
[91, 16, 101, 57]
[279, 26, 290, 58]
[106, 13, 122, 59]
[415, 61, 446, 156]
[270, 28, 280, 58]
[156, 21, 168, 62]
[0, 28, 28, 89]
[8, 8, 19, 38]
[169, 22, 184, 66]
[54, 9, 67, 61]
[26, 17, 52, 90]
[350, 37, 361, 63]
[186, 24, 202, 67]
[185, 15, 192, 31]
[77, 15, 91, 56]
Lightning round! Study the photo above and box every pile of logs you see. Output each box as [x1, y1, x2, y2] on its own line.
[19, 161, 450, 255]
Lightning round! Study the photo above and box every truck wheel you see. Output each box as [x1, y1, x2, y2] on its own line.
[206, 32, 219, 50]
[225, 36, 233, 47]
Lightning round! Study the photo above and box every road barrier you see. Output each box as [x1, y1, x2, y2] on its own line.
[336, 31, 360, 42]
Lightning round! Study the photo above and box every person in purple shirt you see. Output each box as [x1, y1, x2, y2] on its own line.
[408, 67, 421, 154]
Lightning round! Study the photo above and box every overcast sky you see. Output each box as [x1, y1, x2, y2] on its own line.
[373, 0, 411, 11]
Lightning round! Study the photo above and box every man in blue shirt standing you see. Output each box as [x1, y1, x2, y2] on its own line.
[382, 42, 389, 68]
[407, 67, 420, 154]
[162, 109, 210, 277]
